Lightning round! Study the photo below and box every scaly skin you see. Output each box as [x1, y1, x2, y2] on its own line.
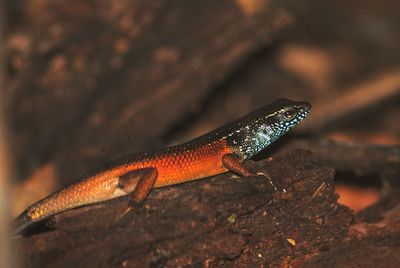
[26, 140, 232, 222]
[14, 99, 311, 234]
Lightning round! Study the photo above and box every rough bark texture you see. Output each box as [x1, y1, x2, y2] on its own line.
[283, 138, 400, 177]
[15, 150, 353, 267]
[304, 177, 400, 268]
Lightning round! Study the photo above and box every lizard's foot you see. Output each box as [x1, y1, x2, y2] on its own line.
[115, 198, 146, 222]
[255, 171, 279, 192]
[229, 174, 241, 179]
[255, 172, 286, 203]
[115, 203, 135, 222]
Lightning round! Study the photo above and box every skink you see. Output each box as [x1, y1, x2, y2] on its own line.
[14, 98, 311, 234]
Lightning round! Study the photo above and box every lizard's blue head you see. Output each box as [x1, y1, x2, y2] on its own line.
[225, 99, 311, 159]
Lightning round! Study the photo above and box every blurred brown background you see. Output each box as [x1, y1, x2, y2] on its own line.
[1, 0, 400, 267]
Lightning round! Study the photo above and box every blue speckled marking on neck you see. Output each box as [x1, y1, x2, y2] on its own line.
[223, 99, 311, 159]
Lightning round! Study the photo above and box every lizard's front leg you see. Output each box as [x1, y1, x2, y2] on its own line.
[222, 153, 253, 177]
[222, 153, 277, 191]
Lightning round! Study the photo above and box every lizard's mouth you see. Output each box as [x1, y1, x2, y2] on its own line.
[297, 103, 312, 121]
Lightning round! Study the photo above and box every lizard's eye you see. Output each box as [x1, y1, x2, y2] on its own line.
[283, 108, 296, 120]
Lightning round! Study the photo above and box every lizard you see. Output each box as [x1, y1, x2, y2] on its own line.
[14, 98, 311, 235]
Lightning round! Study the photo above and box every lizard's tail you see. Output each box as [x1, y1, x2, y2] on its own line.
[13, 211, 33, 236]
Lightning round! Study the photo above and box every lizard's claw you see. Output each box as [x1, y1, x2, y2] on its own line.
[255, 172, 278, 191]
[115, 206, 133, 222]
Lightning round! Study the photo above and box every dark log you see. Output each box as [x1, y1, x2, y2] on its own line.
[284, 138, 400, 177]
[304, 175, 400, 268]
[14, 150, 352, 267]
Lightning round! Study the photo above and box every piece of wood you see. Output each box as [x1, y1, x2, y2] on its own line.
[14, 150, 353, 267]
[304, 175, 400, 268]
[283, 138, 400, 177]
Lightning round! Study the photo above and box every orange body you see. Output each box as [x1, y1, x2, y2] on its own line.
[27, 140, 233, 222]
[109, 139, 233, 187]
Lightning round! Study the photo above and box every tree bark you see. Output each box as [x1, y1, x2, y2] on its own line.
[15, 150, 353, 267]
